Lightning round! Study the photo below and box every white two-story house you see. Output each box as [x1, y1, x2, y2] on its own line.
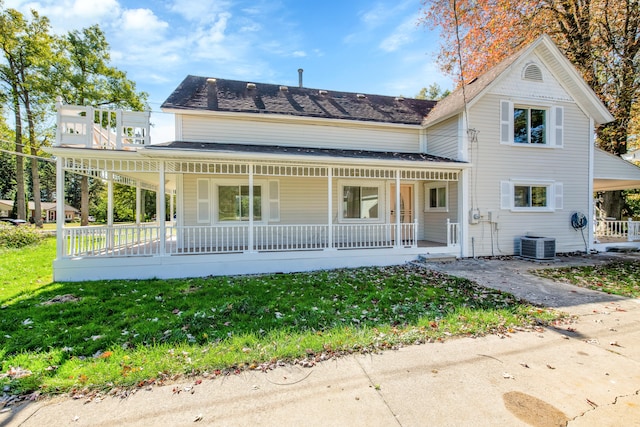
[48, 35, 619, 281]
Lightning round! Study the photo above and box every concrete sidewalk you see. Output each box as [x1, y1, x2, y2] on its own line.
[3, 255, 640, 426]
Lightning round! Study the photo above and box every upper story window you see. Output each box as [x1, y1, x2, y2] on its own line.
[514, 107, 546, 144]
[501, 100, 563, 148]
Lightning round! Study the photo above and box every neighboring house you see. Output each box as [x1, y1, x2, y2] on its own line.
[48, 35, 640, 282]
[0, 200, 79, 222]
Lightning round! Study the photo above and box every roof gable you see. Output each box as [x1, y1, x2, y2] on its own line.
[161, 76, 436, 125]
[423, 35, 613, 127]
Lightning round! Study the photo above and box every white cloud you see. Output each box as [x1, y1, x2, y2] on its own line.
[5, 0, 121, 32]
[379, 13, 420, 52]
[122, 8, 168, 35]
[291, 51, 306, 58]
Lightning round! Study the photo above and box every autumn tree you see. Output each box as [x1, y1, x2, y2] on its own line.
[420, 0, 640, 219]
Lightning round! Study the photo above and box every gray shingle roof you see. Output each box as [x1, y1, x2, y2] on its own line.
[161, 76, 437, 125]
[146, 141, 464, 164]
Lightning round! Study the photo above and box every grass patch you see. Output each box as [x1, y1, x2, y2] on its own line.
[533, 261, 640, 298]
[1, 240, 562, 397]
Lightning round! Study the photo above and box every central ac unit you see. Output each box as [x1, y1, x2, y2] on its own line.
[520, 236, 556, 260]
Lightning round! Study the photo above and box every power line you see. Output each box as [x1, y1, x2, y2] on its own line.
[0, 146, 56, 163]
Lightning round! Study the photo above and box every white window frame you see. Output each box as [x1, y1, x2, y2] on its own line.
[500, 179, 563, 212]
[500, 100, 563, 148]
[424, 182, 448, 212]
[338, 180, 384, 223]
[213, 179, 270, 224]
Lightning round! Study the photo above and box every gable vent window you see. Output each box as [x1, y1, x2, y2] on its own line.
[523, 64, 543, 82]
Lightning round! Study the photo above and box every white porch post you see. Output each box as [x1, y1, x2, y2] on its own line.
[395, 170, 401, 248]
[588, 117, 596, 251]
[55, 156, 65, 260]
[170, 190, 175, 223]
[327, 167, 333, 249]
[135, 181, 141, 225]
[248, 163, 255, 252]
[107, 172, 114, 251]
[158, 161, 166, 256]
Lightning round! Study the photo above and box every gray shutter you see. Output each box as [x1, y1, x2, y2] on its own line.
[269, 180, 280, 222]
[550, 106, 564, 147]
[197, 179, 210, 223]
[554, 183, 563, 210]
[500, 181, 512, 210]
[500, 100, 514, 144]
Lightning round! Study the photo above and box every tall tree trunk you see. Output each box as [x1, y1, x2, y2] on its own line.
[602, 191, 624, 219]
[11, 85, 26, 220]
[81, 175, 89, 226]
[24, 91, 42, 227]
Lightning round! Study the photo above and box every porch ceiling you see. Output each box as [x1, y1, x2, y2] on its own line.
[594, 148, 640, 192]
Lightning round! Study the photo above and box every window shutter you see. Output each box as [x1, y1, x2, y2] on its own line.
[550, 106, 564, 147]
[500, 100, 514, 144]
[197, 179, 210, 223]
[500, 181, 512, 209]
[554, 182, 563, 210]
[269, 180, 280, 222]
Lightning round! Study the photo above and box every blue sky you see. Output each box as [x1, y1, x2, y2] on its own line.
[6, 0, 450, 142]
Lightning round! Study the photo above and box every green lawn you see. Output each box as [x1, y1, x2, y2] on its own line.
[533, 261, 640, 298]
[1, 237, 562, 396]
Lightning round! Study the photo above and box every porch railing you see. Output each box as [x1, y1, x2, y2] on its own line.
[64, 223, 162, 257]
[62, 222, 428, 258]
[55, 102, 150, 150]
[447, 219, 460, 247]
[595, 218, 640, 241]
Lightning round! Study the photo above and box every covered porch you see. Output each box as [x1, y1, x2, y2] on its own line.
[593, 147, 640, 251]
[50, 146, 465, 281]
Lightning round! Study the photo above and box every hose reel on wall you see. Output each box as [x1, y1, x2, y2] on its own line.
[571, 212, 588, 253]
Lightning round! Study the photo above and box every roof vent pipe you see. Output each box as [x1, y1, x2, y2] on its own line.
[298, 68, 303, 88]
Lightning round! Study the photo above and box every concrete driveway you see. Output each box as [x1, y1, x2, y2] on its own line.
[2, 253, 640, 426]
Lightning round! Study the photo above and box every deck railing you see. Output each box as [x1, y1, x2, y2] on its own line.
[55, 102, 150, 150]
[595, 218, 640, 241]
[62, 221, 432, 258]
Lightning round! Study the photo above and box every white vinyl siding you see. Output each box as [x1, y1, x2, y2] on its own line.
[466, 84, 590, 256]
[426, 117, 460, 159]
[422, 181, 458, 243]
[179, 114, 421, 153]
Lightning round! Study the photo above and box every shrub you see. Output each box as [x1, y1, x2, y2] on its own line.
[0, 223, 42, 248]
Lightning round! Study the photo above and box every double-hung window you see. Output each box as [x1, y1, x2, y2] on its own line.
[501, 100, 563, 147]
[424, 182, 448, 212]
[513, 185, 547, 208]
[341, 184, 380, 220]
[218, 185, 261, 221]
[514, 108, 546, 144]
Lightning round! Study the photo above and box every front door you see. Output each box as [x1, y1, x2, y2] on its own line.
[390, 184, 414, 241]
